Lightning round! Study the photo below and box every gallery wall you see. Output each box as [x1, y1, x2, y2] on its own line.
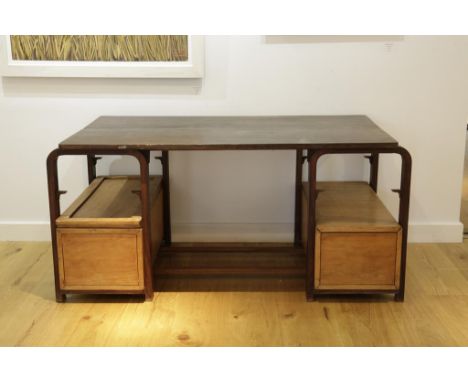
[1, 35, 467, 242]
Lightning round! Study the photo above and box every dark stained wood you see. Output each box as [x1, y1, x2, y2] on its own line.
[394, 147, 412, 301]
[155, 244, 305, 277]
[294, 149, 303, 246]
[137, 150, 154, 301]
[161, 242, 303, 253]
[161, 151, 171, 244]
[46, 150, 65, 302]
[369, 153, 379, 192]
[155, 267, 304, 276]
[59, 115, 398, 150]
[306, 149, 318, 301]
[86, 154, 97, 184]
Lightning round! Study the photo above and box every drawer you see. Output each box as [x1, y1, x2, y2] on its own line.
[315, 230, 401, 290]
[57, 229, 143, 290]
[55, 176, 163, 293]
[302, 181, 402, 292]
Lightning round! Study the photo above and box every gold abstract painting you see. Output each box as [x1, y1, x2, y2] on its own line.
[10, 35, 189, 62]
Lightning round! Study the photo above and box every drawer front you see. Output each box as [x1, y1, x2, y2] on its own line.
[57, 228, 144, 290]
[315, 230, 401, 290]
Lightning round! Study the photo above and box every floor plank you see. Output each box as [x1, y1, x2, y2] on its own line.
[2, 241, 468, 346]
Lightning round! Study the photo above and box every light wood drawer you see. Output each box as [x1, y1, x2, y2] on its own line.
[57, 229, 143, 290]
[55, 176, 163, 292]
[303, 181, 401, 291]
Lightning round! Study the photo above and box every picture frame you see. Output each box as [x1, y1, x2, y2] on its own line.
[0, 35, 204, 78]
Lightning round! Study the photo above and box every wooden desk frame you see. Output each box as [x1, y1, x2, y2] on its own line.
[302, 148, 411, 301]
[46, 116, 411, 302]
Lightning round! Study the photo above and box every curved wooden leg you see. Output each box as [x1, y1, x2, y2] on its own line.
[294, 149, 304, 247]
[46, 149, 65, 303]
[161, 151, 172, 245]
[135, 150, 154, 301]
[369, 153, 379, 192]
[394, 147, 412, 302]
[306, 150, 320, 301]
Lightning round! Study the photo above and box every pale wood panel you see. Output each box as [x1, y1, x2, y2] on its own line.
[55, 175, 163, 293]
[56, 217, 142, 229]
[60, 177, 104, 218]
[3, 241, 468, 346]
[304, 181, 399, 230]
[394, 229, 402, 288]
[301, 182, 400, 248]
[72, 176, 161, 219]
[57, 176, 162, 228]
[315, 231, 400, 289]
[57, 229, 144, 290]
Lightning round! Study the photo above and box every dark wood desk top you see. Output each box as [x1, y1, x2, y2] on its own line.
[59, 115, 398, 150]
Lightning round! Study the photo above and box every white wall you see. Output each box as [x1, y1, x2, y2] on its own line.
[1, 35, 467, 242]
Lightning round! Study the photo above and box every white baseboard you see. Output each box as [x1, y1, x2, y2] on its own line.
[0, 221, 464, 243]
[172, 223, 294, 242]
[408, 222, 464, 243]
[0, 221, 51, 241]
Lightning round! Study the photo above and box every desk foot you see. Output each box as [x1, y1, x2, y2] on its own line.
[56, 293, 66, 303]
[394, 292, 404, 302]
[145, 292, 154, 302]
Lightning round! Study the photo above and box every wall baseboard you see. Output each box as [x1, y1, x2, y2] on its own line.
[0, 221, 464, 243]
[408, 222, 464, 243]
[0, 221, 51, 241]
[172, 223, 294, 243]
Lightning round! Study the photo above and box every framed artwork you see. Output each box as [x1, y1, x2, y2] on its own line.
[0, 35, 204, 78]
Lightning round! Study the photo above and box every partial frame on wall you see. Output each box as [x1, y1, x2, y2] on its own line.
[0, 35, 204, 78]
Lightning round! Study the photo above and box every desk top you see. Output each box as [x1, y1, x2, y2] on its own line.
[59, 115, 398, 150]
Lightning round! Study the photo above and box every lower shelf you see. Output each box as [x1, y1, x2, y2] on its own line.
[154, 243, 305, 277]
[153, 243, 306, 292]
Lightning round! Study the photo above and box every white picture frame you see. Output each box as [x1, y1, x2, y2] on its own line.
[0, 35, 204, 78]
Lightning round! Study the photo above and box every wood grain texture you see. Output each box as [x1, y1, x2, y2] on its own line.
[315, 231, 401, 289]
[305, 181, 400, 231]
[301, 181, 400, 247]
[303, 181, 402, 291]
[59, 115, 398, 150]
[2, 240, 468, 346]
[55, 176, 163, 292]
[57, 229, 144, 290]
[60, 177, 105, 218]
[57, 176, 162, 228]
[155, 244, 305, 276]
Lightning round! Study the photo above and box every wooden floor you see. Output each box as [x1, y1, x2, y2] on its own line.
[2, 240, 468, 346]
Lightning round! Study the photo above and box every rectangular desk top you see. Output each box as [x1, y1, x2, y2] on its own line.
[59, 115, 398, 150]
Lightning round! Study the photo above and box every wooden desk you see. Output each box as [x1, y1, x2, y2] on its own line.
[47, 115, 411, 302]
